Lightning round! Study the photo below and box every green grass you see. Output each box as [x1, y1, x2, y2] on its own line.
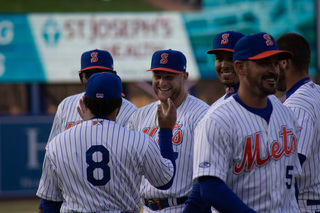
[0, 197, 41, 213]
[0, 197, 144, 213]
[0, 0, 159, 12]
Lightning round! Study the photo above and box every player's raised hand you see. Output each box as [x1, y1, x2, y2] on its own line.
[77, 95, 91, 121]
[157, 98, 177, 129]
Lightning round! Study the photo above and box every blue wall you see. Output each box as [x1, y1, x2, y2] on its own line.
[0, 116, 52, 197]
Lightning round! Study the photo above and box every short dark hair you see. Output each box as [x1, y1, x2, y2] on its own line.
[83, 96, 122, 118]
[79, 69, 117, 81]
[276, 33, 311, 73]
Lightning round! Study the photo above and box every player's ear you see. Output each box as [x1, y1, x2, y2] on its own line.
[234, 60, 245, 76]
[183, 72, 189, 81]
[79, 72, 85, 84]
[278, 59, 289, 71]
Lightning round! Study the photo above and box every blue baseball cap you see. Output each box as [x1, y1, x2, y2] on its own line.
[207, 31, 245, 54]
[147, 49, 187, 73]
[233, 32, 293, 62]
[79, 49, 114, 73]
[85, 72, 122, 99]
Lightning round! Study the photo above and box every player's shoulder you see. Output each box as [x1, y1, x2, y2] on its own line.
[210, 95, 226, 107]
[120, 124, 155, 149]
[127, 100, 158, 125]
[186, 94, 209, 106]
[285, 82, 320, 108]
[181, 94, 209, 113]
[119, 97, 138, 118]
[268, 94, 292, 111]
[180, 95, 209, 119]
[134, 100, 159, 114]
[288, 81, 320, 101]
[268, 94, 284, 105]
[121, 97, 138, 109]
[58, 92, 84, 108]
[268, 95, 299, 121]
[201, 96, 235, 122]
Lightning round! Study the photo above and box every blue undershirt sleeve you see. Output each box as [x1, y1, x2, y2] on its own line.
[41, 199, 62, 213]
[198, 176, 256, 213]
[183, 183, 211, 213]
[298, 153, 306, 166]
[156, 129, 176, 190]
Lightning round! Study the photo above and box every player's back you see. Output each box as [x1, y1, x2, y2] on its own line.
[284, 81, 320, 200]
[48, 92, 137, 141]
[47, 118, 172, 212]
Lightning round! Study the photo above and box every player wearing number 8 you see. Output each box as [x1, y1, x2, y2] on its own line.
[36, 72, 177, 213]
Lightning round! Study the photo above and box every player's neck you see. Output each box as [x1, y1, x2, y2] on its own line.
[91, 109, 118, 122]
[285, 71, 309, 92]
[172, 92, 188, 109]
[237, 89, 268, 109]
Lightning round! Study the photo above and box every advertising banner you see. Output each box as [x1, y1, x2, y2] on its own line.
[0, 13, 199, 83]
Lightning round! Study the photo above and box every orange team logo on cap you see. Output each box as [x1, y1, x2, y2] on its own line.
[90, 52, 98, 62]
[263, 34, 274, 46]
[221, 33, 230, 44]
[160, 53, 168, 64]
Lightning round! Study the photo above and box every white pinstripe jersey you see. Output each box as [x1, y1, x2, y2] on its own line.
[36, 118, 174, 213]
[203, 94, 227, 120]
[127, 95, 209, 211]
[283, 81, 320, 207]
[193, 95, 301, 213]
[48, 92, 137, 142]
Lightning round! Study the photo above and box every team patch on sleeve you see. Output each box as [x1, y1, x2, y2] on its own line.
[199, 162, 211, 168]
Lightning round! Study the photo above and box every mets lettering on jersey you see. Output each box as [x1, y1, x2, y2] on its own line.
[143, 122, 183, 145]
[193, 95, 301, 212]
[234, 126, 297, 174]
[127, 95, 209, 212]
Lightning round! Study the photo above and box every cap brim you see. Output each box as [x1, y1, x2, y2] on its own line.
[248, 50, 293, 60]
[207, 48, 234, 54]
[147, 67, 184, 74]
[79, 66, 113, 73]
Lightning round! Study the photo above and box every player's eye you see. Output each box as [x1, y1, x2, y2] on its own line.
[216, 57, 223, 62]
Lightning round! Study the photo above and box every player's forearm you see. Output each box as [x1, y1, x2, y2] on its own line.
[183, 183, 210, 213]
[183, 202, 202, 213]
[199, 176, 256, 213]
[41, 199, 62, 213]
[156, 129, 176, 190]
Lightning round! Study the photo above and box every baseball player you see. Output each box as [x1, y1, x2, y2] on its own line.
[127, 49, 209, 212]
[184, 33, 301, 212]
[276, 32, 320, 213]
[36, 72, 177, 213]
[38, 49, 138, 212]
[185, 30, 245, 212]
[48, 49, 137, 141]
[207, 30, 245, 105]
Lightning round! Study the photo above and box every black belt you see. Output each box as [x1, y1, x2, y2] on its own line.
[143, 196, 188, 210]
[307, 200, 320, 205]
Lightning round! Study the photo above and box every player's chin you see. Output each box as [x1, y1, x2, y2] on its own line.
[157, 92, 171, 102]
[262, 86, 277, 95]
[222, 79, 238, 87]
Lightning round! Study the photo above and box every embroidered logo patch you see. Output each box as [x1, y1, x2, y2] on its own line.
[199, 162, 211, 168]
